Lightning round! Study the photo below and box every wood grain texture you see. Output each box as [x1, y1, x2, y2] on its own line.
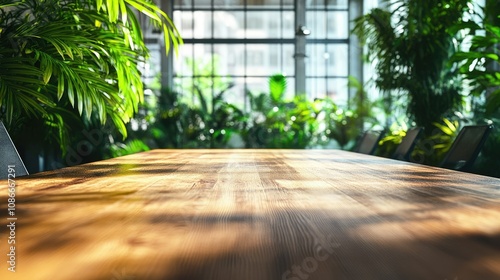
[1, 149, 500, 280]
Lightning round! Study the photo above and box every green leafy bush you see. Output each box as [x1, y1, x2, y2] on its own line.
[242, 74, 323, 148]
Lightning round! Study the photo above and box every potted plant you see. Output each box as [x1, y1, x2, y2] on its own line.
[0, 0, 182, 171]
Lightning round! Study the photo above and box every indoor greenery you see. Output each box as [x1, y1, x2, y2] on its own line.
[323, 76, 381, 150]
[0, 0, 181, 165]
[353, 0, 474, 133]
[451, 0, 500, 177]
[377, 118, 410, 158]
[3, 1, 498, 178]
[351, 0, 500, 172]
[243, 74, 323, 149]
[110, 73, 329, 152]
[107, 56, 248, 155]
[151, 86, 246, 149]
[453, 0, 500, 116]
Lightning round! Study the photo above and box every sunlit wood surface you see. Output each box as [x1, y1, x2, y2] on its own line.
[1, 149, 500, 280]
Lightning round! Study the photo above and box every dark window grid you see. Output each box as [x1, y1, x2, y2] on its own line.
[174, 75, 348, 79]
[305, 75, 348, 79]
[173, 7, 347, 11]
[174, 7, 293, 11]
[306, 39, 349, 44]
[179, 40, 349, 98]
[179, 41, 293, 79]
[175, 74, 297, 78]
[175, 0, 350, 104]
[175, 13, 294, 39]
[175, 0, 292, 10]
[181, 39, 348, 43]
[345, 29, 351, 105]
[305, 8, 347, 12]
[179, 43, 294, 72]
[311, 0, 348, 102]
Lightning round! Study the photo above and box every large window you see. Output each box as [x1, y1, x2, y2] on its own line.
[306, 0, 349, 103]
[169, 0, 355, 108]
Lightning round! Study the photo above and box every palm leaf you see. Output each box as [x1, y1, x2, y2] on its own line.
[0, 0, 181, 159]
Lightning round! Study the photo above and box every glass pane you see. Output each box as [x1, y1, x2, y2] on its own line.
[173, 11, 194, 39]
[246, 45, 266, 73]
[247, 0, 282, 9]
[306, 11, 326, 39]
[173, 44, 194, 76]
[306, 0, 322, 8]
[327, 0, 348, 9]
[306, 44, 328, 77]
[282, 44, 295, 76]
[213, 44, 246, 76]
[246, 44, 293, 76]
[327, 12, 348, 39]
[192, 44, 213, 76]
[246, 77, 268, 96]
[193, 11, 212, 39]
[143, 44, 161, 88]
[326, 44, 348, 76]
[307, 0, 348, 9]
[214, 0, 244, 8]
[174, 0, 192, 9]
[284, 77, 295, 100]
[247, 77, 294, 101]
[173, 77, 194, 105]
[214, 11, 245, 39]
[223, 77, 246, 110]
[282, 0, 294, 9]
[246, 11, 282, 39]
[306, 78, 328, 100]
[327, 78, 348, 106]
[174, 44, 214, 78]
[306, 11, 348, 39]
[282, 11, 295, 39]
[194, 0, 211, 8]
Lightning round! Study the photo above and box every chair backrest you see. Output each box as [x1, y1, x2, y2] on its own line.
[440, 124, 493, 171]
[354, 130, 384, 155]
[0, 121, 29, 179]
[392, 127, 423, 161]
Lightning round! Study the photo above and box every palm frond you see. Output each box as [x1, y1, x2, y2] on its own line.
[0, 0, 178, 153]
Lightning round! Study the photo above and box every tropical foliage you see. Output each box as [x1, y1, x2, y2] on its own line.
[0, 0, 181, 154]
[352, 0, 474, 132]
[323, 76, 381, 150]
[453, 0, 500, 116]
[242, 74, 323, 148]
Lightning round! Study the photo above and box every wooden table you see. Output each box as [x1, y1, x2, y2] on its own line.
[1, 149, 500, 280]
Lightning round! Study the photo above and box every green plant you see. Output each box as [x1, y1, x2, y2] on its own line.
[449, 0, 500, 177]
[353, 0, 474, 133]
[323, 76, 381, 150]
[377, 119, 411, 158]
[107, 139, 150, 158]
[174, 87, 246, 148]
[243, 74, 322, 148]
[430, 118, 461, 158]
[322, 102, 359, 150]
[108, 56, 247, 150]
[0, 0, 181, 159]
[453, 1, 500, 116]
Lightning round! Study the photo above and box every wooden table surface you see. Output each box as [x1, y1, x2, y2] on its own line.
[1, 149, 500, 280]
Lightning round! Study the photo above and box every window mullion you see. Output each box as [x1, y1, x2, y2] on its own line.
[294, 0, 307, 95]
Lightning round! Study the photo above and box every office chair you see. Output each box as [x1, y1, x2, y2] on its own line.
[354, 130, 384, 155]
[440, 124, 493, 172]
[0, 121, 29, 179]
[392, 127, 423, 161]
